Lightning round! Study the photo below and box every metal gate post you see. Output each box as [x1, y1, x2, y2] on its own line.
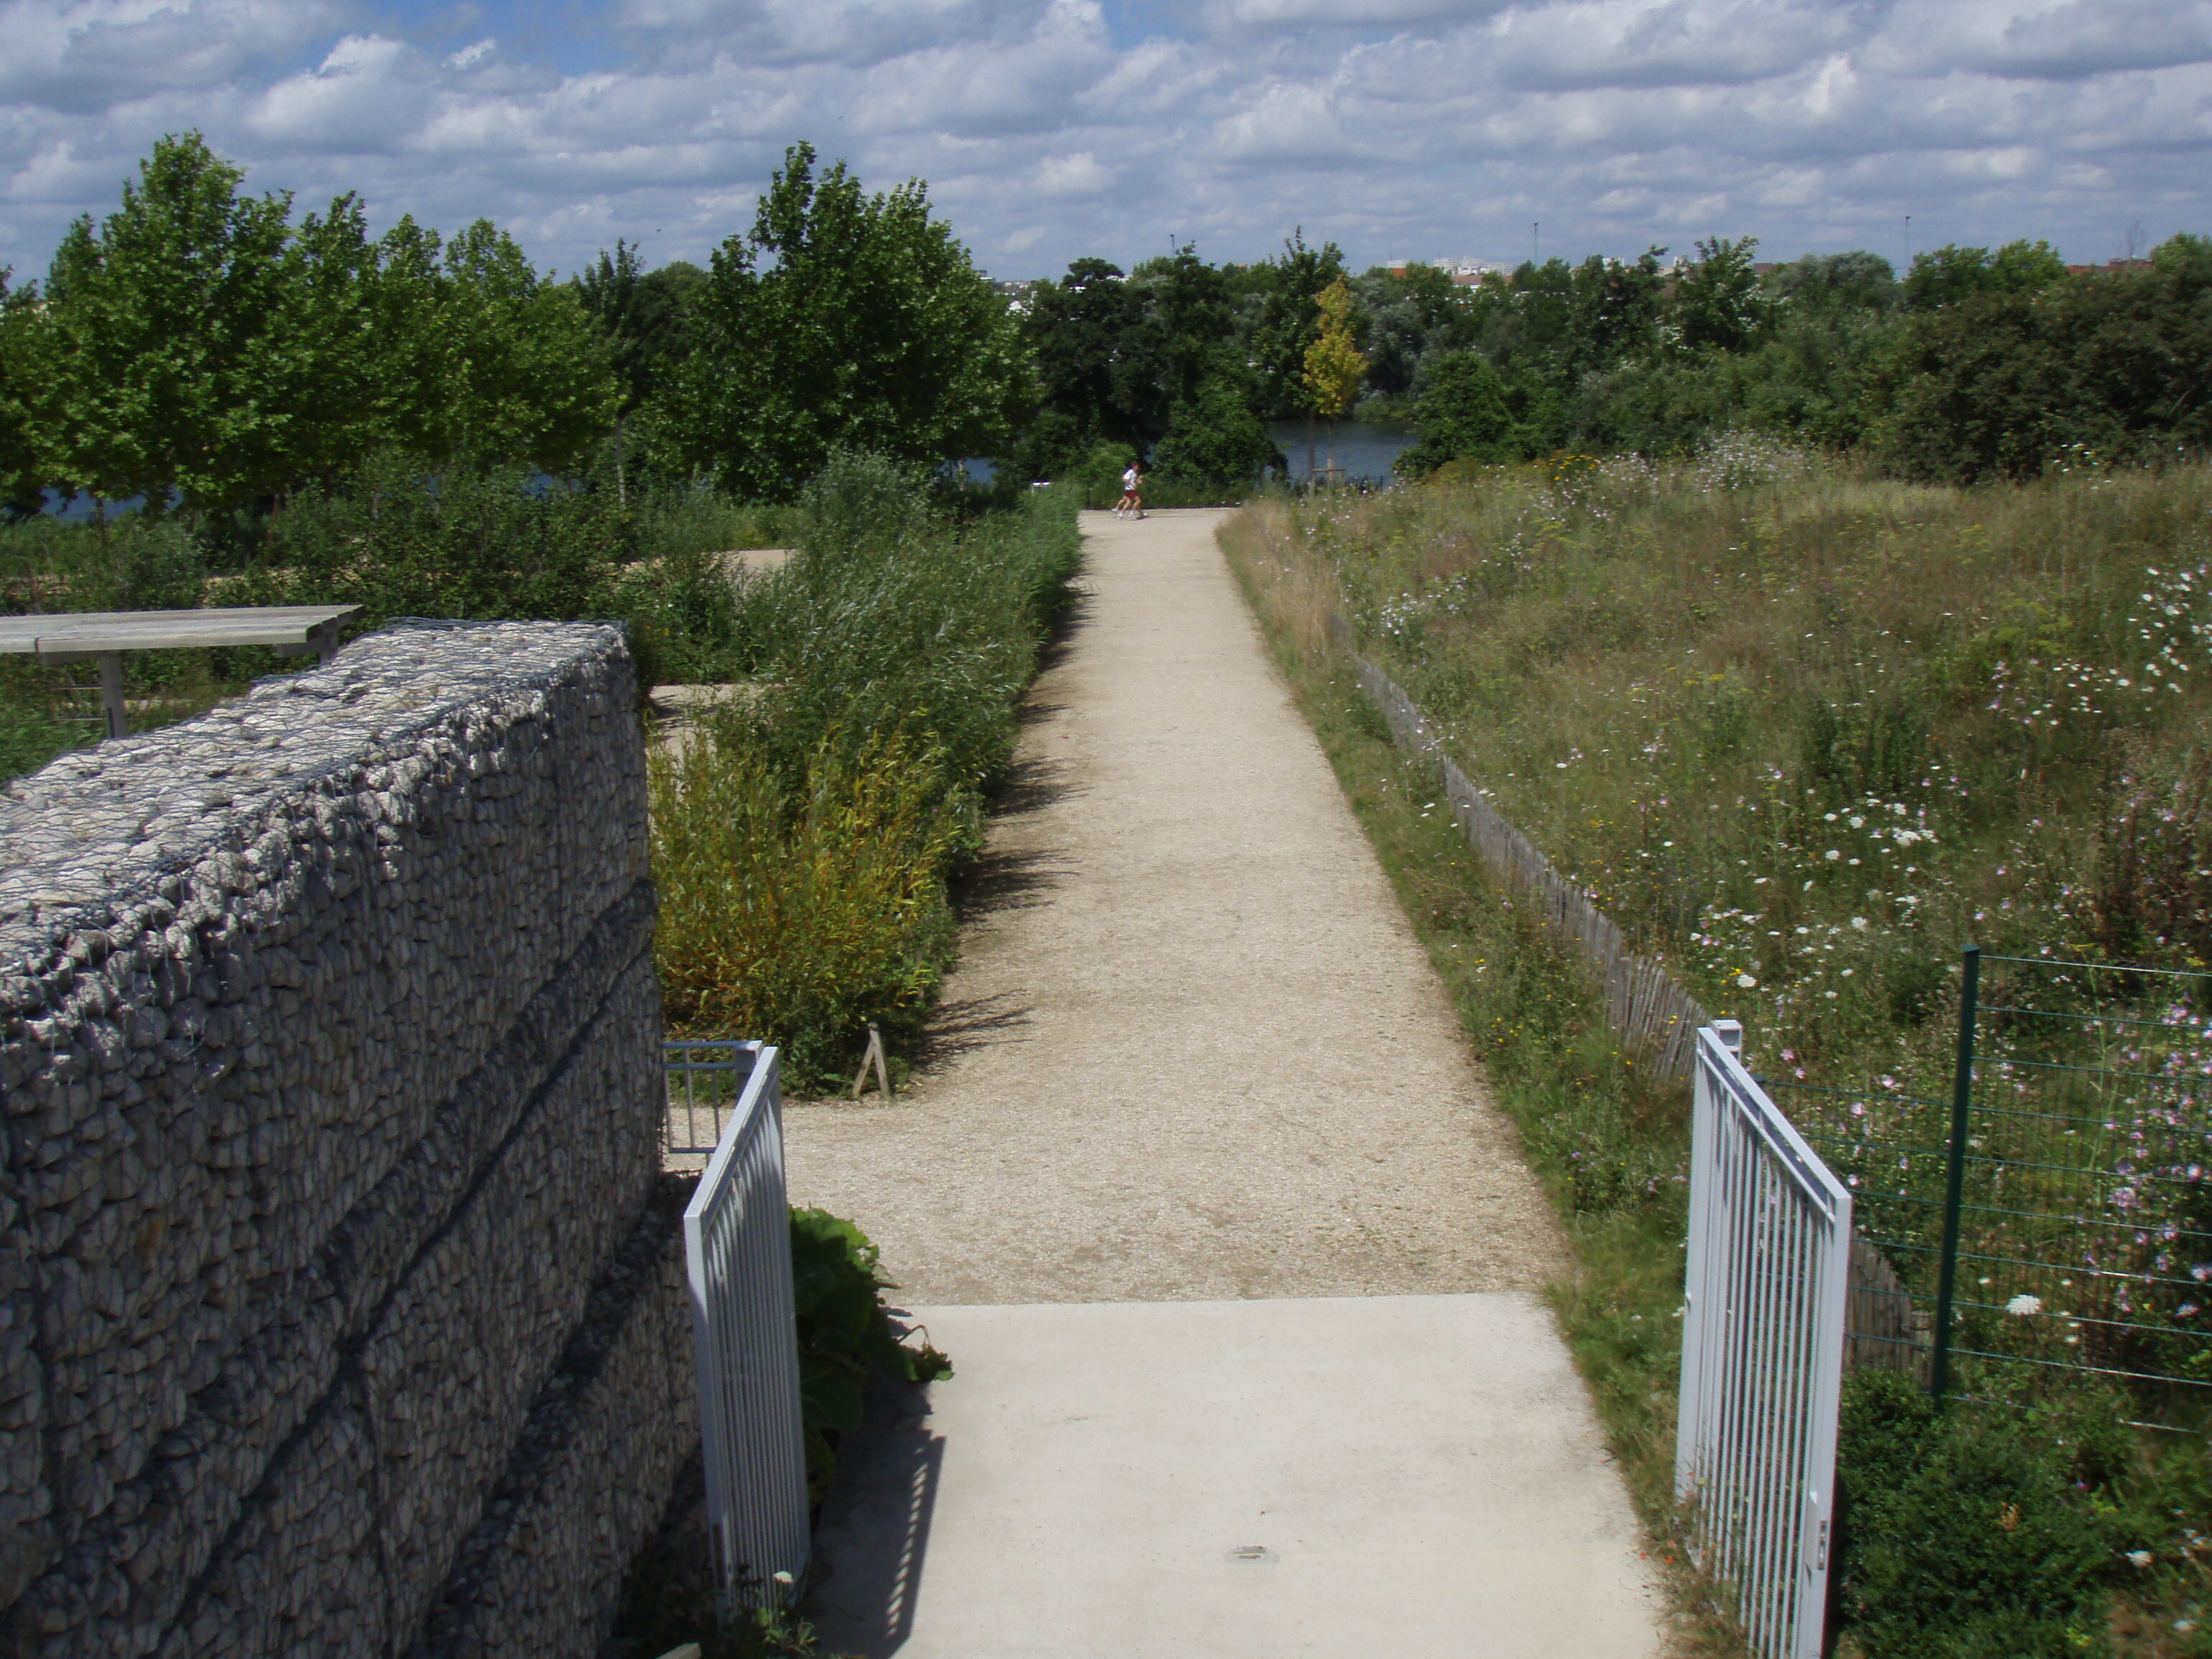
[1930, 945, 1980, 1405]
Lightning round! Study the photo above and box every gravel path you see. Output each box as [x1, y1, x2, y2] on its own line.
[782, 507, 1564, 1304]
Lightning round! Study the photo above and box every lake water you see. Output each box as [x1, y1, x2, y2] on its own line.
[968, 420, 1418, 490]
[1269, 421, 1417, 485]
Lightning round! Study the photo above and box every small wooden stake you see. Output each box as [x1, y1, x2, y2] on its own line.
[850, 1024, 893, 1102]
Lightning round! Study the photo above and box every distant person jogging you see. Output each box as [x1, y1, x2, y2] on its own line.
[1113, 462, 1146, 520]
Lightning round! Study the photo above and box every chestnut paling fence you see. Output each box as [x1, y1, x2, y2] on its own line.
[1324, 611, 1714, 1079]
[676, 1041, 812, 1608]
[1676, 1023, 1851, 1659]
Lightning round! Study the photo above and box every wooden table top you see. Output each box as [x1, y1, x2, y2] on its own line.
[0, 606, 360, 655]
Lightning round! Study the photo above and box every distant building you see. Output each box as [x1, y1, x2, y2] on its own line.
[1435, 258, 1507, 284]
[1378, 256, 1506, 281]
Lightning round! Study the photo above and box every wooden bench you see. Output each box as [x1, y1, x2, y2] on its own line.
[0, 604, 360, 739]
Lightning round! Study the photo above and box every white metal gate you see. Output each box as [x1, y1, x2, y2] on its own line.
[1675, 1023, 1851, 1659]
[682, 1042, 811, 1606]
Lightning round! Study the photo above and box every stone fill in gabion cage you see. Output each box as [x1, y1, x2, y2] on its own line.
[0, 620, 697, 1659]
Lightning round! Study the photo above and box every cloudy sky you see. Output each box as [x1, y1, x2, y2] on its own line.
[1, 0, 2207, 284]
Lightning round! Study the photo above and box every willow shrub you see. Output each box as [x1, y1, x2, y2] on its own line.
[649, 725, 961, 1085]
[650, 457, 1079, 1083]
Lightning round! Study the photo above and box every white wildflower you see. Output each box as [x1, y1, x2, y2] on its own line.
[2008, 1294, 2044, 1316]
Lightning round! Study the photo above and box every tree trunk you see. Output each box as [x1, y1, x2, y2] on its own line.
[1306, 415, 1316, 487]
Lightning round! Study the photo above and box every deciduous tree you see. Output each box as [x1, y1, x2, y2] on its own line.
[1303, 277, 1367, 423]
[669, 143, 1027, 500]
[1245, 230, 1347, 420]
[1673, 235, 1769, 354]
[37, 133, 300, 516]
[377, 217, 614, 475]
[0, 271, 43, 516]
[575, 242, 707, 498]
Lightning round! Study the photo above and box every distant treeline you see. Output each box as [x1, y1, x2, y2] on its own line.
[2, 131, 2206, 531]
[1010, 233, 2212, 486]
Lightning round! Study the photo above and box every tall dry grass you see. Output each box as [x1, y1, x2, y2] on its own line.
[1220, 501, 1336, 661]
[1288, 444, 2212, 1085]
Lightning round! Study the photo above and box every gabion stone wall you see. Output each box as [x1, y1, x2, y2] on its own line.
[0, 621, 691, 1659]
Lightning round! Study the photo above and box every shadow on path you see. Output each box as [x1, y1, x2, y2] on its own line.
[914, 991, 1033, 1068]
[809, 1380, 945, 1657]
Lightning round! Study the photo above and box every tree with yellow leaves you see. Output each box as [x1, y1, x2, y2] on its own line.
[1300, 276, 1365, 485]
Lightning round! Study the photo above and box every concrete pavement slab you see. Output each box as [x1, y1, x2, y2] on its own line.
[810, 1295, 1661, 1658]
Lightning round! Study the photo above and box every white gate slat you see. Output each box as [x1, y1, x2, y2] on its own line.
[682, 1042, 811, 1609]
[1676, 1025, 1850, 1659]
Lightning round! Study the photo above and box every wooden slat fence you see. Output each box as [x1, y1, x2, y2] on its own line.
[1321, 608, 1712, 1080]
[1844, 1236, 1930, 1383]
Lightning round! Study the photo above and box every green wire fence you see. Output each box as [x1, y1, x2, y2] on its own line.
[1766, 948, 2212, 1429]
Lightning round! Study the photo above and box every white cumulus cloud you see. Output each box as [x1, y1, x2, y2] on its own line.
[0, 0, 2206, 283]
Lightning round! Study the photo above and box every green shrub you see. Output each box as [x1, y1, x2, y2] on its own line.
[1151, 377, 1280, 490]
[629, 479, 747, 563]
[1870, 235, 2212, 482]
[601, 536, 742, 690]
[1836, 1372, 2120, 1657]
[788, 1207, 950, 1501]
[0, 694, 96, 783]
[733, 458, 1079, 801]
[1396, 351, 1517, 477]
[217, 453, 628, 631]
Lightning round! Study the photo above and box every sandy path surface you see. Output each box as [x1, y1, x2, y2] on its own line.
[781, 508, 1563, 1304]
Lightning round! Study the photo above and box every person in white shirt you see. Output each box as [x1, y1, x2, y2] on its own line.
[1115, 463, 1145, 519]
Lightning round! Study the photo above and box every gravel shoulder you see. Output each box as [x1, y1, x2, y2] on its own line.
[781, 507, 1564, 1304]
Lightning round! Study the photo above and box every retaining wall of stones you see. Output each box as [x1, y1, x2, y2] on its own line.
[0, 620, 689, 1658]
